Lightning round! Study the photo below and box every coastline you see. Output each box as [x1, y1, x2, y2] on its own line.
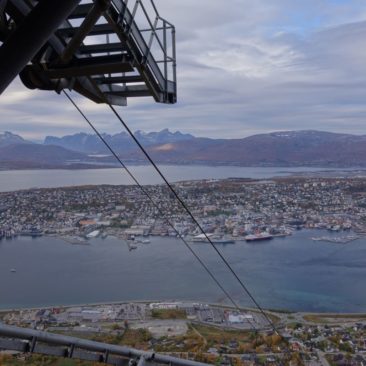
[1, 165, 366, 194]
[2, 177, 366, 314]
[2, 228, 365, 313]
[2, 300, 366, 325]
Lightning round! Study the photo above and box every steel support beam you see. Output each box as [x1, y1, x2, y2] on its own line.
[0, 0, 8, 38]
[60, 0, 109, 63]
[68, 3, 94, 20]
[104, 84, 151, 97]
[0, 0, 81, 94]
[93, 75, 144, 84]
[0, 324, 212, 366]
[45, 54, 133, 78]
[79, 42, 128, 54]
[58, 23, 114, 38]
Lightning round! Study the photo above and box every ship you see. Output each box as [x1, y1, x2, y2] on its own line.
[191, 234, 235, 244]
[19, 228, 43, 237]
[134, 237, 151, 244]
[311, 235, 359, 244]
[244, 233, 273, 242]
[86, 230, 100, 239]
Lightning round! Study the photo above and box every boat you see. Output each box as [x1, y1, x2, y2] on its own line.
[134, 237, 151, 244]
[244, 233, 273, 242]
[311, 235, 359, 244]
[191, 234, 210, 243]
[191, 234, 235, 244]
[86, 230, 100, 239]
[10, 269, 16, 273]
[63, 236, 89, 245]
[19, 228, 43, 237]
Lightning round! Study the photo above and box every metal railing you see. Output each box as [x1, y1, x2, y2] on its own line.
[110, 0, 177, 101]
[0, 323, 211, 366]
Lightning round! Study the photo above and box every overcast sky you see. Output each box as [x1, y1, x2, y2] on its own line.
[1, 0, 366, 140]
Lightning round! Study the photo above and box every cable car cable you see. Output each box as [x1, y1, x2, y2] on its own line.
[63, 90, 259, 333]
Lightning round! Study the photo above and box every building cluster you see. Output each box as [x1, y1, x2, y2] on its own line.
[1, 177, 366, 241]
[3, 302, 366, 366]
[284, 322, 366, 366]
[3, 302, 259, 331]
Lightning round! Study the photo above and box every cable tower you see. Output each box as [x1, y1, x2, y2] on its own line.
[0, 0, 176, 105]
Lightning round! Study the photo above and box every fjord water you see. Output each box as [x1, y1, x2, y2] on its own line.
[0, 165, 353, 192]
[0, 229, 365, 312]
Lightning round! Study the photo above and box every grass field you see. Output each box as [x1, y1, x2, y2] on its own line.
[303, 314, 366, 323]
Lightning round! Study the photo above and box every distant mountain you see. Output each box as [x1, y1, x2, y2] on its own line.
[4, 129, 366, 169]
[0, 143, 89, 169]
[0, 131, 29, 147]
[44, 132, 109, 154]
[139, 130, 366, 167]
[44, 129, 195, 154]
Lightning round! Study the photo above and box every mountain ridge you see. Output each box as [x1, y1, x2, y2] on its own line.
[3, 129, 366, 168]
[44, 128, 195, 153]
[0, 131, 30, 147]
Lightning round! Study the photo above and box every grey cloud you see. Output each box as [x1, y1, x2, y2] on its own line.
[2, 1, 366, 140]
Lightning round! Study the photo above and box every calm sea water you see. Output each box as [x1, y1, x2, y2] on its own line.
[0, 230, 365, 312]
[1, 166, 365, 312]
[0, 165, 357, 192]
